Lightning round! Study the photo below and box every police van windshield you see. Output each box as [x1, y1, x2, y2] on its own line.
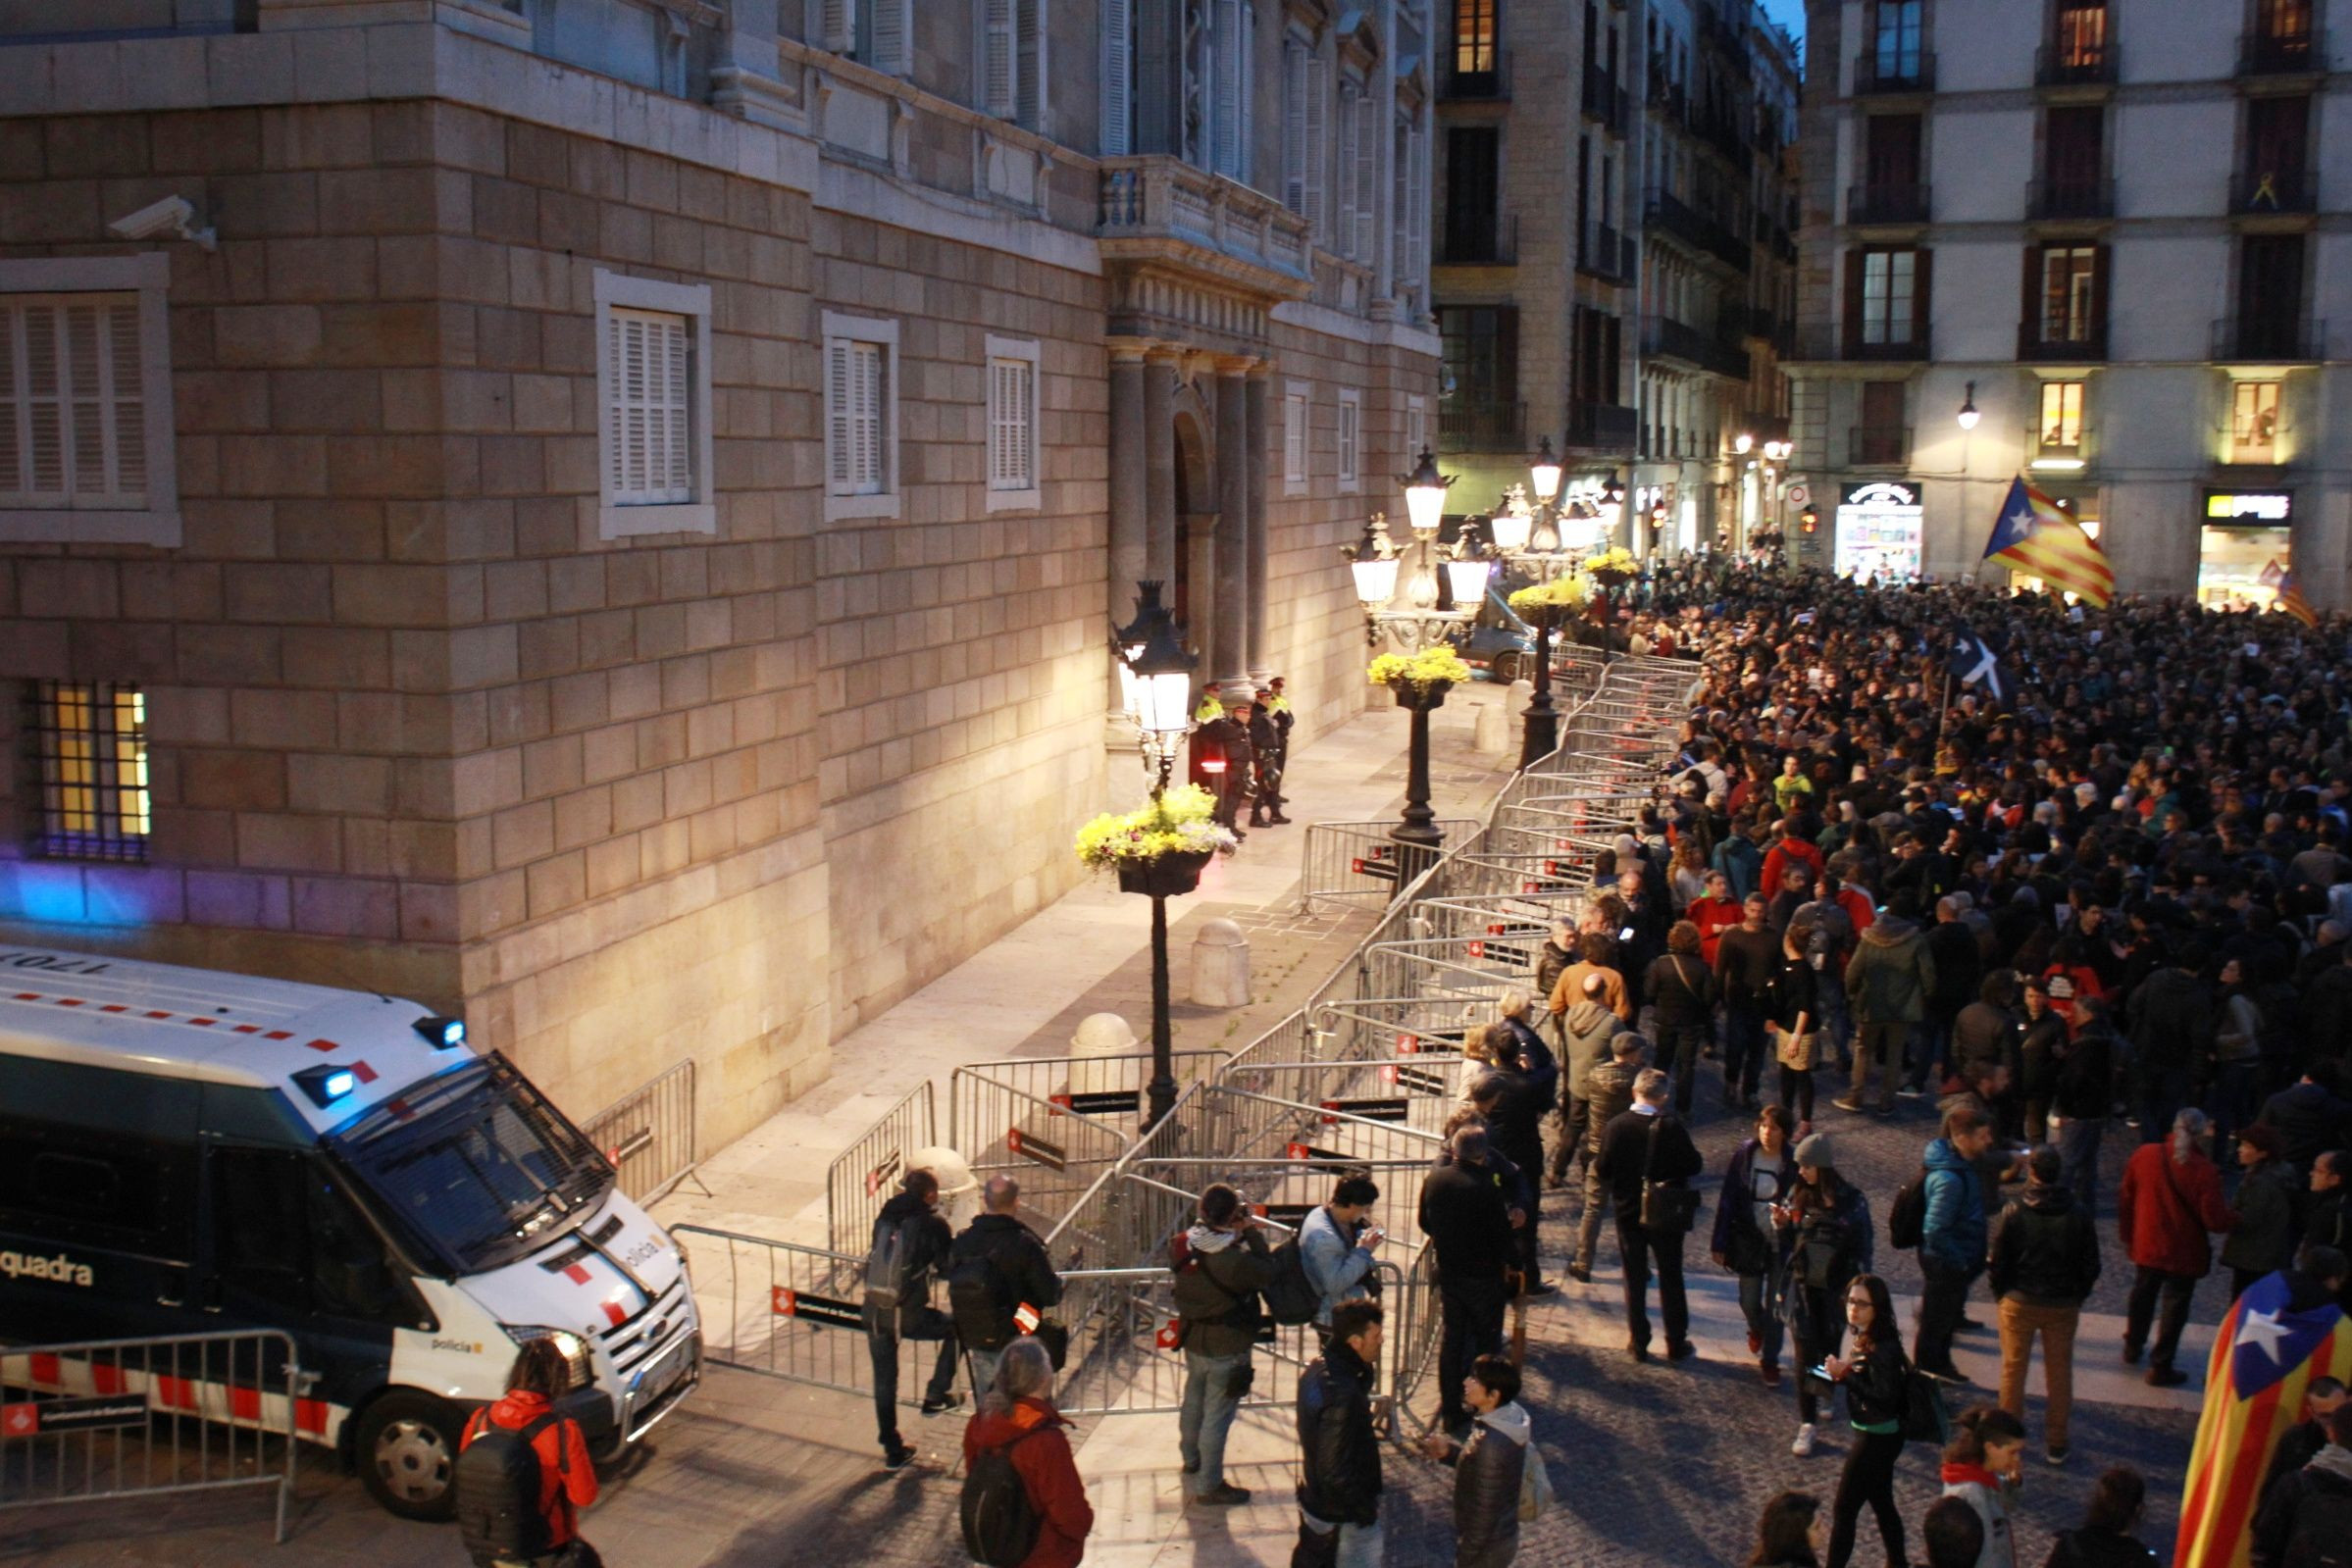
[328, 1053, 612, 1276]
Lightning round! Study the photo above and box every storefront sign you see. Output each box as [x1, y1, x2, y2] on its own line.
[2206, 491, 2292, 523]
[1835, 481, 1923, 582]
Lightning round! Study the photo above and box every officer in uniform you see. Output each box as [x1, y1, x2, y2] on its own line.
[1246, 696, 1288, 828]
[1201, 700, 1253, 839]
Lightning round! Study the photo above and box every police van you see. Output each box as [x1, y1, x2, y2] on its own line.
[0, 945, 700, 1519]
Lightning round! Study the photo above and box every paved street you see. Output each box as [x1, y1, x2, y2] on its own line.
[4, 683, 2213, 1567]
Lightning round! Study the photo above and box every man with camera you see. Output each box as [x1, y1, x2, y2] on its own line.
[1171, 1183, 1277, 1506]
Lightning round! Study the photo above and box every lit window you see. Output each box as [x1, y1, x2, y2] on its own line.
[2233, 380, 2281, 462]
[2040, 381, 2084, 452]
[29, 681, 149, 862]
[2040, 246, 2099, 342]
[1860, 248, 1917, 344]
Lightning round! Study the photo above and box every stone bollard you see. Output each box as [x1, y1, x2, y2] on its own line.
[906, 1143, 982, 1230]
[1476, 681, 1529, 754]
[1190, 917, 1251, 1007]
[1064, 1012, 1141, 1100]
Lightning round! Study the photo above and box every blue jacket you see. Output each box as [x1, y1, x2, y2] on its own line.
[1713, 835, 1763, 903]
[1299, 1204, 1376, 1327]
[1920, 1137, 1988, 1275]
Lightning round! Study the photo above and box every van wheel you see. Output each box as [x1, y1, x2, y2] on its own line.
[356, 1391, 461, 1521]
[1491, 651, 1524, 683]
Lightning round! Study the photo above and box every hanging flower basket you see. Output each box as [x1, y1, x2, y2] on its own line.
[1114, 848, 1214, 897]
[1075, 784, 1237, 894]
[1508, 575, 1591, 632]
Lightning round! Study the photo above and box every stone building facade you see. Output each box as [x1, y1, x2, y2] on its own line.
[0, 0, 1437, 1149]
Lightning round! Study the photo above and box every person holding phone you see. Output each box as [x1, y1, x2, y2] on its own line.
[1821, 1274, 1911, 1568]
[1782, 1134, 1873, 1459]
[1768, 921, 1822, 1130]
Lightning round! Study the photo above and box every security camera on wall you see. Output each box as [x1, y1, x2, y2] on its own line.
[107, 195, 216, 251]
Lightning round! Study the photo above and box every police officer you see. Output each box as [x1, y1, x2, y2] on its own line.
[1201, 700, 1253, 838]
[1246, 696, 1288, 828]
[1265, 678, 1296, 803]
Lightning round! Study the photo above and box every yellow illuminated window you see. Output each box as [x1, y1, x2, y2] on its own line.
[2039, 381, 2084, 452]
[2232, 381, 2279, 462]
[30, 681, 148, 860]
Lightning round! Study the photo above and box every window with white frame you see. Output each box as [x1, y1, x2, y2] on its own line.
[1284, 381, 1310, 493]
[1282, 38, 1327, 233]
[981, 0, 1048, 130]
[817, 0, 912, 73]
[594, 271, 715, 538]
[986, 333, 1042, 512]
[1337, 389, 1361, 491]
[1404, 394, 1426, 466]
[0, 253, 178, 546]
[823, 311, 900, 521]
[1196, 0, 1253, 179]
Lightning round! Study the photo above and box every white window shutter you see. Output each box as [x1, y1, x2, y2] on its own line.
[1282, 44, 1306, 213]
[985, 0, 1016, 118]
[822, 0, 853, 53]
[1354, 93, 1376, 264]
[1345, 84, 1363, 261]
[1391, 122, 1407, 284]
[1304, 55, 1326, 238]
[658, 316, 690, 501]
[1102, 0, 1132, 155]
[1407, 125, 1427, 286]
[1284, 393, 1305, 481]
[826, 339, 852, 492]
[1015, 0, 1045, 129]
[848, 340, 886, 493]
[871, 0, 908, 73]
[0, 308, 20, 497]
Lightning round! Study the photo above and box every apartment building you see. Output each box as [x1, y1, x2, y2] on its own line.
[1430, 0, 1800, 549]
[0, 0, 1437, 1149]
[1790, 0, 2350, 602]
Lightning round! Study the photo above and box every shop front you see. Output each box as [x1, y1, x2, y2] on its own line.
[2199, 489, 2293, 609]
[1834, 481, 1924, 582]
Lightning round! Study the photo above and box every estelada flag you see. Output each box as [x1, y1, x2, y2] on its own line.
[2176, 1270, 2352, 1565]
[1983, 477, 2116, 608]
[2278, 570, 2321, 630]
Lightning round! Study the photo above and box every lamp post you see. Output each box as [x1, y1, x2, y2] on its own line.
[1343, 449, 1488, 888]
[1484, 437, 1607, 768]
[1111, 581, 1200, 1128]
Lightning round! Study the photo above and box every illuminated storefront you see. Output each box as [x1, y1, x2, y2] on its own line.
[1834, 481, 1923, 582]
[2199, 490, 2293, 609]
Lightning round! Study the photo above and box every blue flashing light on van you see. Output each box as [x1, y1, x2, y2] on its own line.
[0, 946, 700, 1521]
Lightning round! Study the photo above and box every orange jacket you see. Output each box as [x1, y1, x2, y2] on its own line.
[461, 1391, 598, 1545]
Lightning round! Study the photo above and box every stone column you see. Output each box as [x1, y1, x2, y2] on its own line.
[1244, 363, 1272, 683]
[1212, 355, 1254, 697]
[1106, 340, 1152, 748]
[1144, 347, 1181, 582]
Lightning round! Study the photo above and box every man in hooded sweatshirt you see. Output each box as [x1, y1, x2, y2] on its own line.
[1988, 1147, 2102, 1465]
[1418, 1353, 1533, 1568]
[1171, 1182, 1277, 1506]
[2253, 1402, 2352, 1568]
[1551, 973, 1625, 1189]
[1842, 892, 1937, 1115]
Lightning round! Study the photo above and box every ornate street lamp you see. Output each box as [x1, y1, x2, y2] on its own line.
[1110, 581, 1201, 1126]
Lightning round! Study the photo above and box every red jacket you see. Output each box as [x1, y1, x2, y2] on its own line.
[1759, 836, 1824, 902]
[961, 1398, 1093, 1568]
[1688, 895, 1745, 968]
[461, 1391, 597, 1546]
[2117, 1140, 2235, 1277]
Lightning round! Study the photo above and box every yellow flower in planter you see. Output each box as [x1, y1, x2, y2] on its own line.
[1508, 574, 1593, 616]
[1585, 546, 1641, 576]
[1074, 784, 1239, 871]
[1367, 647, 1473, 687]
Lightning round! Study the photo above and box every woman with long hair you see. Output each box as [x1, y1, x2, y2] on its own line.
[1781, 1135, 1873, 1459]
[1669, 837, 1710, 911]
[1822, 1274, 1909, 1568]
[1767, 920, 1820, 1128]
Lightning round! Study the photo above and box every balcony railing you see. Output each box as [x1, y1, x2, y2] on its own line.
[1854, 50, 1936, 94]
[1845, 181, 1930, 226]
[2019, 320, 2109, 363]
[1440, 48, 1512, 100]
[1436, 212, 1519, 266]
[2213, 315, 2326, 362]
[1565, 400, 1639, 451]
[2026, 177, 2115, 221]
[2035, 40, 2117, 86]
[2238, 25, 2325, 76]
[1582, 65, 1628, 134]
[1643, 314, 1752, 379]
[1843, 327, 1931, 363]
[1438, 400, 1525, 453]
[1098, 155, 1312, 282]
[2230, 169, 2317, 215]
[1849, 424, 1912, 467]
[1646, 186, 1751, 271]
[1578, 222, 1635, 283]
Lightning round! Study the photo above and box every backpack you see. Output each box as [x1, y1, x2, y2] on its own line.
[454, 1410, 560, 1563]
[948, 1238, 1016, 1351]
[960, 1427, 1044, 1568]
[1889, 1167, 1929, 1252]
[863, 1212, 925, 1313]
[1260, 1235, 1320, 1327]
[1899, 1363, 1951, 1445]
[1518, 1443, 1555, 1522]
[2282, 1474, 2352, 1568]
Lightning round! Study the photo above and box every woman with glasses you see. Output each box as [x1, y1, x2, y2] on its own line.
[1820, 1273, 1910, 1568]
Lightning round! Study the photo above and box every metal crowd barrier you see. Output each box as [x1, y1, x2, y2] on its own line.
[0, 1331, 301, 1544]
[1299, 818, 1482, 914]
[581, 1058, 700, 1205]
[825, 1081, 940, 1257]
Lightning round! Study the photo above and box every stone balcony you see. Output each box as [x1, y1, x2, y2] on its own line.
[1098, 155, 1314, 304]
